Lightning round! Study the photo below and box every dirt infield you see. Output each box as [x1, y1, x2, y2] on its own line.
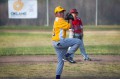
[0, 55, 120, 79]
[0, 55, 120, 64]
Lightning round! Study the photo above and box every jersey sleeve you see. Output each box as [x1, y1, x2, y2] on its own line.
[79, 18, 83, 26]
[57, 18, 70, 30]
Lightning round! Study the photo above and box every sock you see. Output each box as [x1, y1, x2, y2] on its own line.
[56, 75, 60, 79]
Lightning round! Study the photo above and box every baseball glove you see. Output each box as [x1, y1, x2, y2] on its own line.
[65, 13, 74, 21]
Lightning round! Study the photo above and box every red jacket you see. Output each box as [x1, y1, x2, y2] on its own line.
[72, 17, 83, 34]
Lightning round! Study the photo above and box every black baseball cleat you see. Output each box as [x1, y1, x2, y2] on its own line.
[63, 56, 76, 63]
[84, 58, 92, 61]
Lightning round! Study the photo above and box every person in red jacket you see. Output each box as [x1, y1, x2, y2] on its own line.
[69, 9, 91, 61]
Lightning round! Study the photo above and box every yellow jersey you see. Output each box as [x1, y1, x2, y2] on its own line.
[52, 17, 70, 41]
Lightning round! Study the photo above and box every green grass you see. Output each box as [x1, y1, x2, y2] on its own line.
[0, 25, 120, 31]
[0, 25, 120, 79]
[84, 25, 120, 31]
[0, 46, 54, 56]
[0, 25, 120, 56]
[0, 45, 119, 56]
[0, 25, 53, 31]
[85, 45, 120, 55]
[0, 63, 120, 78]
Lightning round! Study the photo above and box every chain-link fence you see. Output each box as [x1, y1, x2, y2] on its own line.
[0, 0, 120, 26]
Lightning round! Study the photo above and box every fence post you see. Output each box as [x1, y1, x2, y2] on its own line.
[95, 0, 98, 26]
[46, 0, 49, 26]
